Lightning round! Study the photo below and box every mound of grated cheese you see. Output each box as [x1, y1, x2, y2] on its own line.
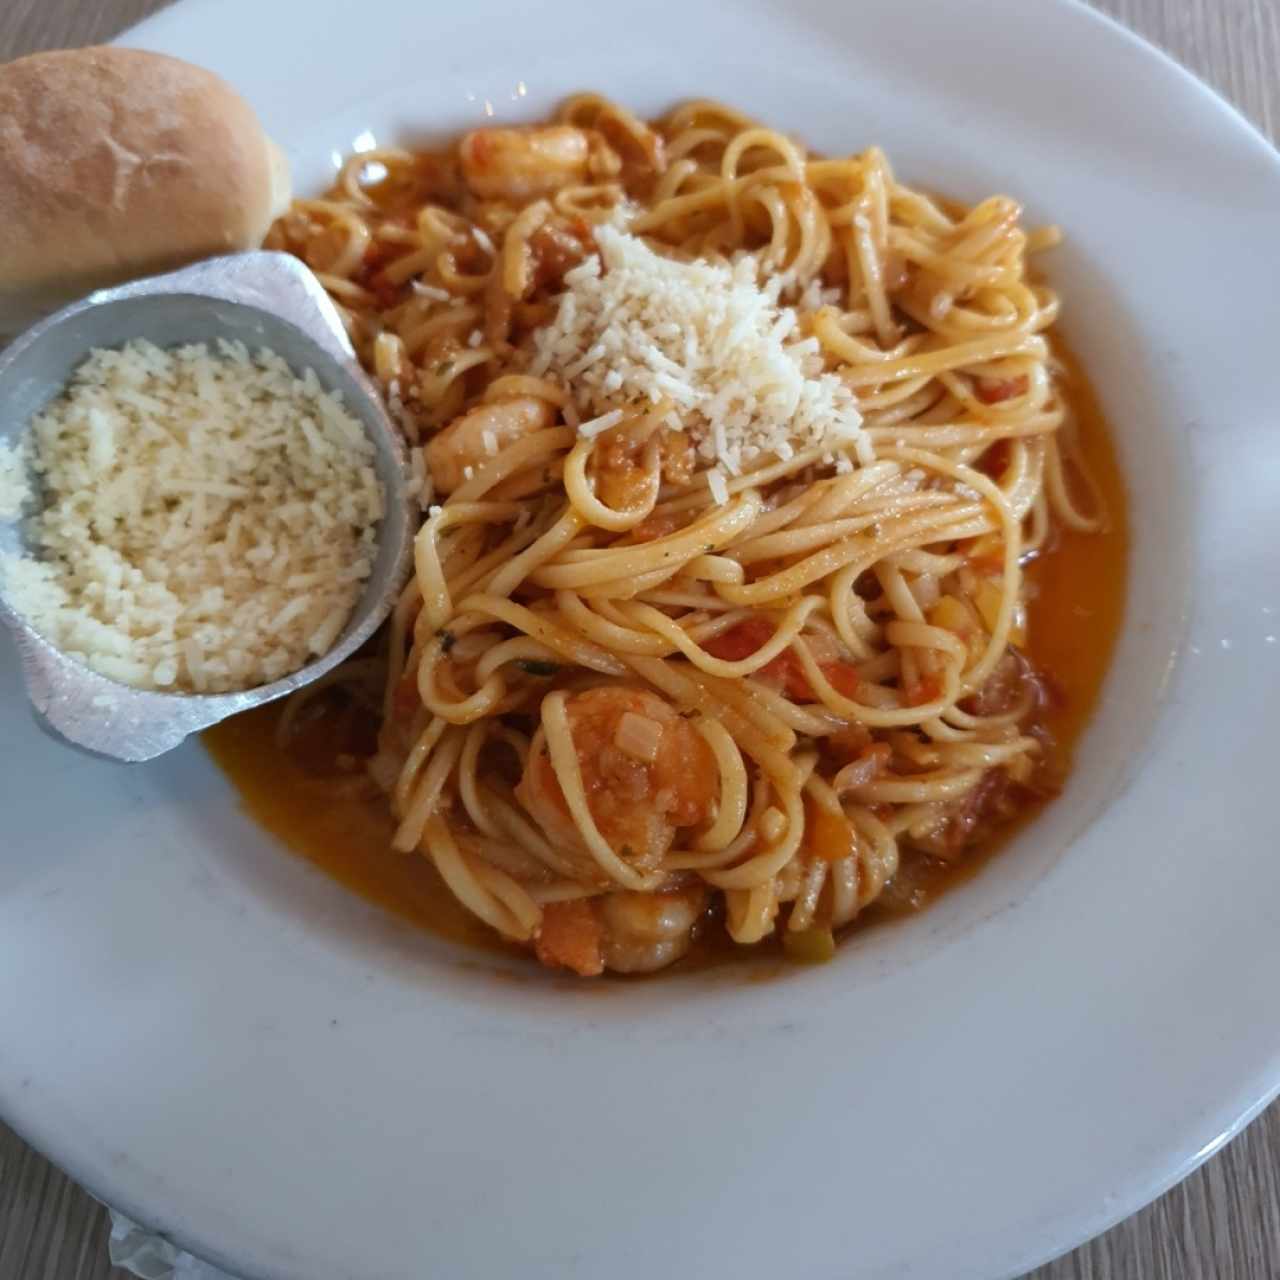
[529, 225, 869, 493]
[0, 339, 384, 694]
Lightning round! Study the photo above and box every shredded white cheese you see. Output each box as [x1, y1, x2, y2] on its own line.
[0, 440, 29, 520]
[0, 339, 384, 694]
[578, 409, 625, 439]
[531, 226, 869, 484]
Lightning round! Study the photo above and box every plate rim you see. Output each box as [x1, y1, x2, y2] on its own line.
[4, 1, 1280, 1277]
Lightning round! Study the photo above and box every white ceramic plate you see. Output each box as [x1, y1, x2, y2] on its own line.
[2, 1, 1278, 1277]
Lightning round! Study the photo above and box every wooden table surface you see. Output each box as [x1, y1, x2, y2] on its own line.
[2, 0, 1279, 1276]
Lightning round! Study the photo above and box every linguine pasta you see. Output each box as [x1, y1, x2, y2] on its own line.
[265, 96, 1106, 975]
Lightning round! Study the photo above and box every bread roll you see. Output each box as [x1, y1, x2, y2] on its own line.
[0, 47, 292, 335]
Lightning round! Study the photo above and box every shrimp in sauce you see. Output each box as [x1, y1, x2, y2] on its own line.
[517, 686, 717, 877]
[425, 396, 555, 494]
[592, 422, 696, 512]
[460, 126, 591, 201]
[534, 886, 709, 976]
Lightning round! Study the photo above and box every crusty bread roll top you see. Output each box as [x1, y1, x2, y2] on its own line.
[0, 46, 291, 334]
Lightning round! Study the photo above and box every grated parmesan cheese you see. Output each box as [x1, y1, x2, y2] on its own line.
[530, 226, 870, 486]
[0, 339, 384, 694]
[0, 439, 29, 519]
[793, 276, 844, 311]
[405, 445, 430, 509]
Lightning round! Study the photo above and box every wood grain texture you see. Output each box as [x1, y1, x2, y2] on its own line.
[0, 1, 1278, 1277]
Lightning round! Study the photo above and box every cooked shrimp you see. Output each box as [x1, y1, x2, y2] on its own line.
[599, 886, 707, 973]
[593, 424, 695, 511]
[425, 396, 555, 493]
[526, 217, 593, 293]
[516, 686, 717, 878]
[459, 126, 591, 200]
[532, 886, 707, 976]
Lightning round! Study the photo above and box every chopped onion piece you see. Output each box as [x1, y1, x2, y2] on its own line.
[614, 710, 663, 762]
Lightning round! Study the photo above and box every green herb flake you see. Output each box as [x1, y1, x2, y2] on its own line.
[515, 659, 560, 677]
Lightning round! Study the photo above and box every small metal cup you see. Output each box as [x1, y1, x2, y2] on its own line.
[0, 252, 414, 762]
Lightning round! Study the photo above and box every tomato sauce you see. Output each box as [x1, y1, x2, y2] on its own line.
[203, 341, 1127, 971]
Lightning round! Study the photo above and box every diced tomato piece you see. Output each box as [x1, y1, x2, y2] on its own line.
[822, 661, 861, 699]
[825, 724, 873, 764]
[908, 672, 944, 706]
[974, 374, 1029, 405]
[704, 620, 859, 702]
[703, 618, 775, 662]
[534, 900, 604, 976]
[761, 657, 817, 702]
[704, 619, 810, 698]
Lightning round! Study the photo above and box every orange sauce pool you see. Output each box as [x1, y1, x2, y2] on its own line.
[203, 343, 1128, 969]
